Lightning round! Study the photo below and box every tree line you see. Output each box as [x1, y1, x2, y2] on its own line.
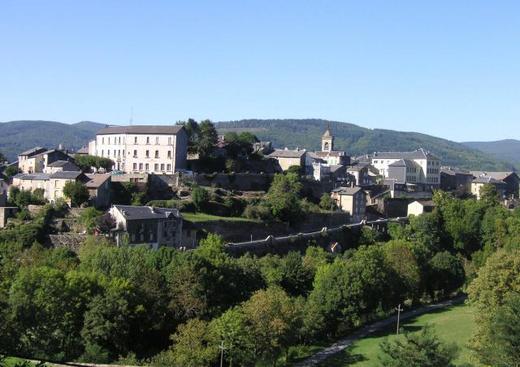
[0, 186, 520, 365]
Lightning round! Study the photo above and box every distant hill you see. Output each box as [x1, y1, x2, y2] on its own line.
[217, 119, 516, 171]
[462, 139, 520, 168]
[0, 120, 106, 161]
[1, 119, 514, 171]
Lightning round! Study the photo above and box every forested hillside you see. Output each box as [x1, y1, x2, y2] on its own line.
[0, 120, 105, 161]
[217, 119, 515, 170]
[463, 139, 520, 168]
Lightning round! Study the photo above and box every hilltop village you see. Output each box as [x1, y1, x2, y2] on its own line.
[0, 120, 518, 252]
[2, 120, 520, 367]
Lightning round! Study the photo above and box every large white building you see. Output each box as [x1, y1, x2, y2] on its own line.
[88, 125, 188, 174]
[368, 148, 441, 187]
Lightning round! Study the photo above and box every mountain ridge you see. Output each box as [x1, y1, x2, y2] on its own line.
[217, 119, 516, 171]
[0, 119, 515, 171]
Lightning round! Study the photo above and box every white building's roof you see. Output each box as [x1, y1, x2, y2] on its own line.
[96, 125, 184, 135]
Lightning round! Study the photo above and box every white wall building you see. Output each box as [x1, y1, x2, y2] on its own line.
[88, 125, 188, 174]
[369, 148, 441, 187]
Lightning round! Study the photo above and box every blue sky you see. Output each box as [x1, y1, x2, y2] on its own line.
[1, 0, 518, 142]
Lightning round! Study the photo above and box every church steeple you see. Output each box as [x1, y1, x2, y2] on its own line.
[322, 125, 334, 152]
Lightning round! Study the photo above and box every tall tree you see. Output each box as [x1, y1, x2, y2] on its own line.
[197, 120, 218, 159]
[265, 172, 302, 223]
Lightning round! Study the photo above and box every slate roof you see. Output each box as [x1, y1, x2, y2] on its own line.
[372, 148, 439, 160]
[268, 149, 306, 159]
[472, 176, 506, 184]
[332, 186, 364, 195]
[113, 205, 181, 220]
[97, 125, 184, 135]
[14, 173, 49, 181]
[76, 146, 89, 154]
[49, 171, 84, 180]
[322, 128, 332, 137]
[47, 161, 79, 171]
[314, 151, 347, 158]
[388, 159, 418, 168]
[470, 171, 518, 181]
[441, 167, 473, 176]
[85, 173, 111, 188]
[19, 147, 47, 157]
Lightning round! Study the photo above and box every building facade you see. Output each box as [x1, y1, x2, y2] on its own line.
[109, 205, 183, 249]
[369, 148, 441, 188]
[18, 148, 74, 174]
[330, 187, 367, 223]
[88, 125, 188, 174]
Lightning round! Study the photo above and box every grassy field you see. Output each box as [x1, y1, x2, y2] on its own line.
[181, 212, 261, 223]
[319, 303, 478, 367]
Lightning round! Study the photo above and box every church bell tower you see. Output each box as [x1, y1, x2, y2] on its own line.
[322, 126, 334, 152]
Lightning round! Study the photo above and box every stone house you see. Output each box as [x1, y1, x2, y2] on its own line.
[11, 171, 111, 208]
[330, 186, 367, 223]
[85, 173, 112, 208]
[43, 160, 80, 174]
[347, 163, 378, 187]
[471, 176, 507, 200]
[470, 171, 519, 198]
[268, 148, 307, 172]
[109, 205, 183, 249]
[440, 168, 474, 194]
[18, 147, 74, 174]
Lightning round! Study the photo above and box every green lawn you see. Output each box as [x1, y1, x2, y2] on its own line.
[319, 303, 478, 367]
[181, 212, 261, 223]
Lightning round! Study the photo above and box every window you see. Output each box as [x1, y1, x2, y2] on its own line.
[145, 163, 149, 171]
[133, 163, 137, 170]
[156, 137, 159, 144]
[134, 136, 138, 144]
[168, 137, 172, 145]
[101, 149, 104, 156]
[146, 136, 150, 144]
[139, 163, 143, 170]
[154, 163, 159, 171]
[133, 150, 137, 157]
[118, 137, 121, 144]
[118, 150, 121, 157]
[101, 137, 104, 144]
[107, 149, 110, 157]
[160, 163, 165, 171]
[167, 164, 171, 171]
[167, 151, 171, 159]
[146, 150, 150, 158]
[155, 150, 159, 158]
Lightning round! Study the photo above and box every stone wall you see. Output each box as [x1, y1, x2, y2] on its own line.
[225, 217, 407, 256]
[192, 172, 275, 191]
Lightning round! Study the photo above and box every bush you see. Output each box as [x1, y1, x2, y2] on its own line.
[191, 186, 210, 212]
[243, 203, 272, 221]
[63, 181, 90, 207]
[319, 193, 335, 211]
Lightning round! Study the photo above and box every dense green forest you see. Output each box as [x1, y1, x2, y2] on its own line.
[1, 187, 520, 366]
[0, 121, 104, 161]
[217, 119, 515, 171]
[463, 139, 520, 168]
